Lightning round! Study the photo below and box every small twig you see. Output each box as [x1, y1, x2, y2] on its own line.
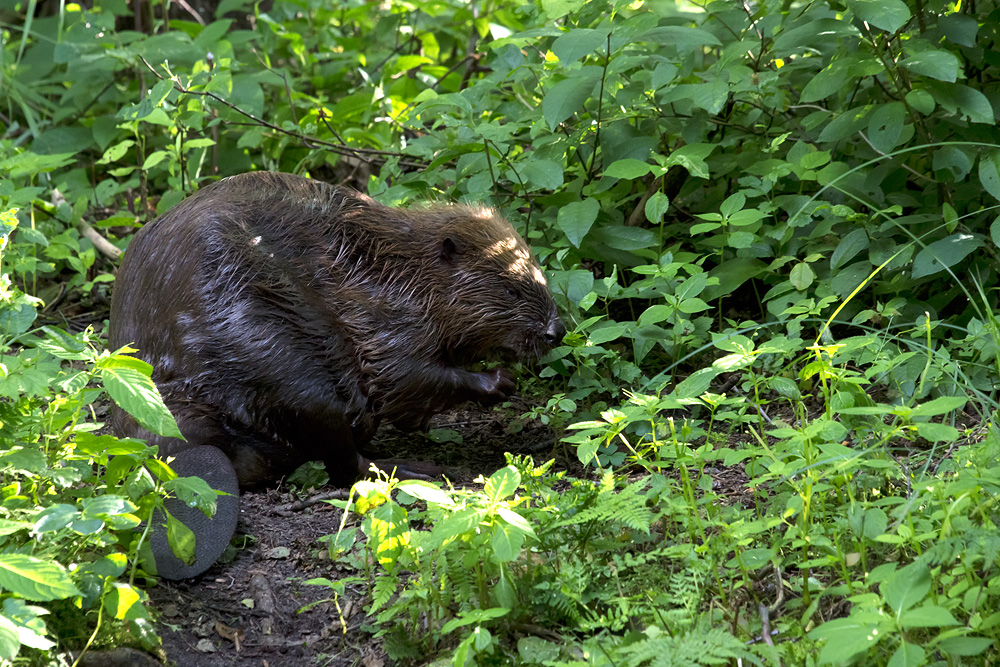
[275, 489, 349, 515]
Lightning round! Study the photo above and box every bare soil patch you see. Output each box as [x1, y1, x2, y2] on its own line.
[145, 411, 557, 667]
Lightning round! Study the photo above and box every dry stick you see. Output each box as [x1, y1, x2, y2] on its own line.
[79, 219, 122, 260]
[274, 489, 349, 515]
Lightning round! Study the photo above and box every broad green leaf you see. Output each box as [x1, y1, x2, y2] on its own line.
[588, 322, 626, 345]
[589, 225, 656, 251]
[991, 216, 1000, 248]
[0, 555, 80, 601]
[911, 233, 982, 279]
[925, 82, 994, 124]
[910, 395, 968, 416]
[809, 616, 882, 664]
[490, 522, 525, 562]
[165, 510, 196, 565]
[605, 158, 655, 179]
[933, 146, 972, 180]
[552, 28, 608, 64]
[801, 59, 853, 103]
[100, 366, 183, 439]
[900, 49, 960, 82]
[888, 642, 925, 667]
[674, 367, 717, 399]
[867, 102, 906, 154]
[0, 615, 20, 662]
[884, 562, 930, 614]
[898, 604, 959, 628]
[979, 150, 1000, 201]
[663, 143, 715, 179]
[939, 13, 979, 47]
[639, 304, 674, 327]
[905, 89, 935, 114]
[549, 269, 595, 305]
[641, 26, 722, 50]
[396, 481, 456, 507]
[3, 599, 54, 651]
[914, 422, 959, 442]
[644, 192, 669, 224]
[557, 199, 599, 247]
[484, 466, 520, 502]
[104, 582, 143, 620]
[847, 0, 911, 33]
[789, 262, 814, 290]
[818, 106, 871, 142]
[936, 636, 993, 657]
[518, 159, 564, 191]
[831, 228, 870, 270]
[542, 72, 600, 130]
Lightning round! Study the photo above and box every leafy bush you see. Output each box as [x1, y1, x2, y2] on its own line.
[4, 0, 1000, 663]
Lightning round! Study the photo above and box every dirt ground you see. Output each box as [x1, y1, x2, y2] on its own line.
[142, 410, 560, 667]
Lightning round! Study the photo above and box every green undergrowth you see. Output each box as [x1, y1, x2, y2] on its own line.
[4, 0, 1000, 662]
[322, 323, 1000, 666]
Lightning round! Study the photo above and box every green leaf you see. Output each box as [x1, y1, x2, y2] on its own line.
[542, 72, 601, 130]
[900, 49, 960, 82]
[557, 199, 599, 247]
[884, 562, 930, 614]
[910, 396, 968, 416]
[933, 146, 972, 180]
[490, 522, 525, 562]
[939, 13, 980, 47]
[867, 102, 906, 154]
[925, 82, 995, 124]
[801, 60, 851, 103]
[674, 368, 717, 399]
[664, 143, 715, 179]
[587, 322, 625, 345]
[911, 233, 983, 279]
[589, 225, 656, 251]
[3, 598, 54, 651]
[0, 615, 21, 662]
[396, 481, 456, 507]
[888, 642, 925, 667]
[914, 422, 959, 442]
[639, 304, 674, 327]
[831, 228, 870, 270]
[0, 555, 81, 602]
[847, 0, 911, 33]
[936, 636, 993, 656]
[979, 150, 1000, 201]
[789, 262, 814, 290]
[905, 89, 935, 115]
[605, 158, 655, 179]
[100, 367, 183, 439]
[991, 216, 1000, 248]
[809, 616, 882, 664]
[898, 604, 960, 628]
[644, 192, 669, 224]
[552, 28, 608, 64]
[641, 26, 722, 50]
[165, 509, 197, 565]
[518, 159, 564, 191]
[484, 466, 520, 502]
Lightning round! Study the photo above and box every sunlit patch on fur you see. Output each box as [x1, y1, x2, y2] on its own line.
[250, 235, 262, 246]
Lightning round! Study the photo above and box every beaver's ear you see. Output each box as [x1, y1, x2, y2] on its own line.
[440, 237, 463, 264]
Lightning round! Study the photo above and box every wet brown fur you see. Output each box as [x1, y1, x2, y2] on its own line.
[110, 172, 563, 488]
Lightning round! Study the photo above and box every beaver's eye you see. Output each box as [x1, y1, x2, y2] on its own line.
[506, 287, 519, 299]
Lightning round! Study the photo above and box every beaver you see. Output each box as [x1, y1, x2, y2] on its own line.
[109, 171, 564, 578]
